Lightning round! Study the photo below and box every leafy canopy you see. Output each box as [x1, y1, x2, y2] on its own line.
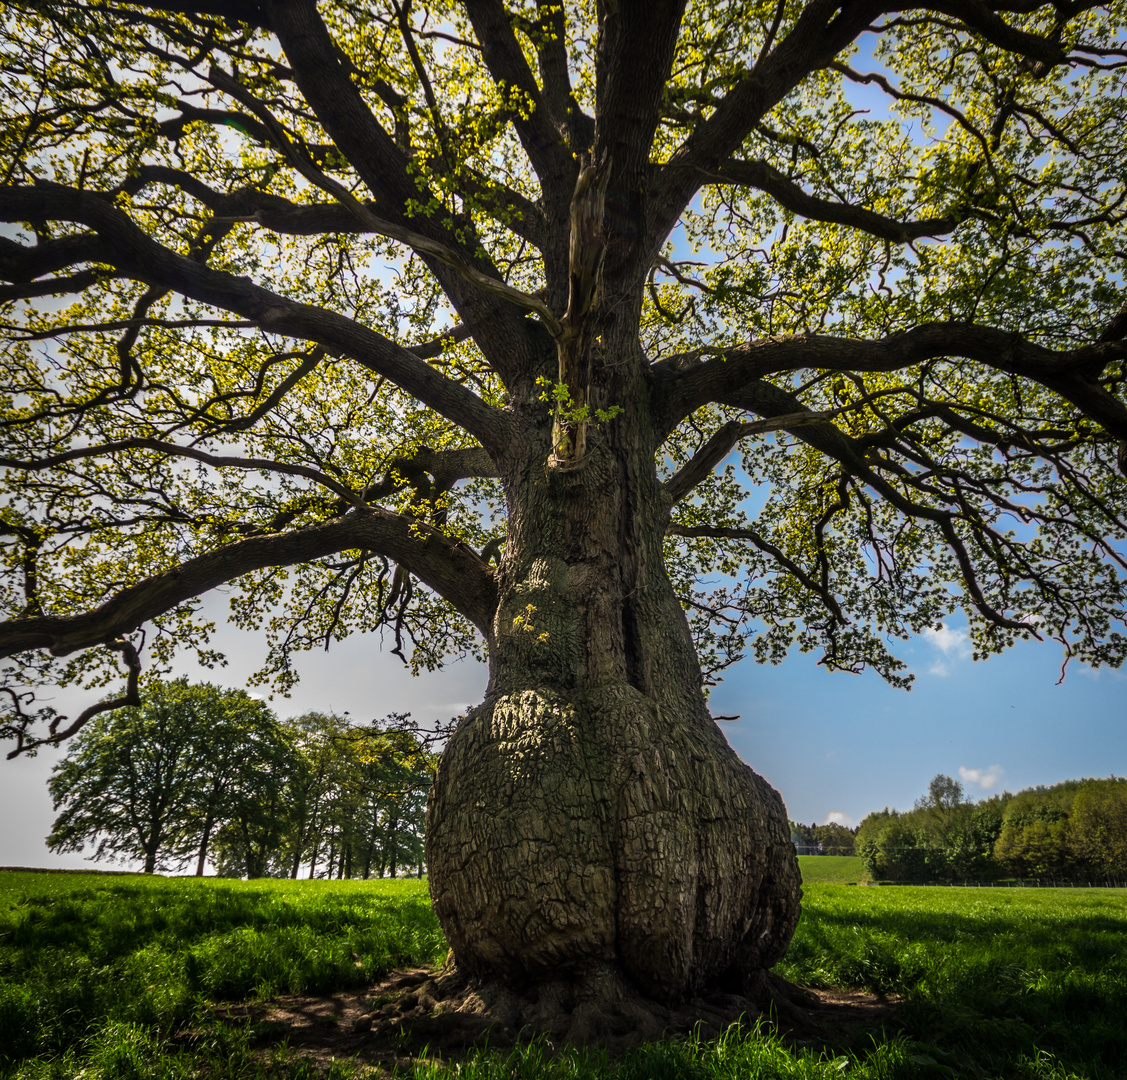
[0, 0, 1125, 751]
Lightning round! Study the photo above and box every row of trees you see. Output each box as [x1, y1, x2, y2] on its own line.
[858, 775, 1127, 882]
[47, 680, 441, 878]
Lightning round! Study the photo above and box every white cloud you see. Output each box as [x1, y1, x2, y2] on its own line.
[823, 810, 856, 828]
[959, 764, 1004, 791]
[1077, 666, 1127, 682]
[923, 624, 972, 658]
[928, 660, 951, 677]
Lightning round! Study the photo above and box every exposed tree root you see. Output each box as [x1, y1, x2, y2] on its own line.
[243, 961, 902, 1070]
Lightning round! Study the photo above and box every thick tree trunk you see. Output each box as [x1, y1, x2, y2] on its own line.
[362, 832, 374, 879]
[387, 820, 399, 879]
[427, 361, 801, 1017]
[195, 810, 215, 877]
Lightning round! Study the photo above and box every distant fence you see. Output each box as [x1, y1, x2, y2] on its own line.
[882, 879, 1127, 889]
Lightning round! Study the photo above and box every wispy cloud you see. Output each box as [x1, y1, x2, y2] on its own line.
[823, 810, 856, 828]
[923, 624, 972, 676]
[1077, 666, 1127, 682]
[959, 764, 1004, 791]
[923, 624, 972, 657]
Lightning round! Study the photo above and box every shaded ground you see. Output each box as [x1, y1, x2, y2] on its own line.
[219, 966, 903, 1074]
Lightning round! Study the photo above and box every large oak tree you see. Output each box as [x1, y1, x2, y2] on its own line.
[1, 0, 1125, 1037]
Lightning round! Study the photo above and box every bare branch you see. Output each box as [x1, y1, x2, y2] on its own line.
[0, 232, 105, 282]
[701, 158, 962, 243]
[207, 65, 563, 337]
[718, 379, 1043, 635]
[262, 0, 544, 381]
[407, 324, 476, 359]
[6, 639, 142, 759]
[667, 522, 846, 623]
[648, 0, 883, 254]
[662, 412, 834, 505]
[0, 438, 362, 504]
[648, 0, 1081, 258]
[124, 164, 549, 250]
[651, 326, 1127, 440]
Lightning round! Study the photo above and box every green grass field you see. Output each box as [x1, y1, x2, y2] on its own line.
[1, 870, 1124, 1079]
[797, 855, 869, 884]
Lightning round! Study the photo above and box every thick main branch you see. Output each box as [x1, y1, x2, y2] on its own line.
[651, 326, 1127, 440]
[0, 509, 498, 660]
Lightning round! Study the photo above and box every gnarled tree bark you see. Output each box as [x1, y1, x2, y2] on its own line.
[426, 303, 800, 1033]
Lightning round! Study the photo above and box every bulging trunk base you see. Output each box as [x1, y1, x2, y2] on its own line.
[427, 683, 802, 1005]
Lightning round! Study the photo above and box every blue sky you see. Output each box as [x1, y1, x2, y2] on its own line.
[714, 627, 1125, 829]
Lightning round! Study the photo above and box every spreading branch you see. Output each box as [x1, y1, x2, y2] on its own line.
[662, 412, 834, 504]
[261, 0, 545, 381]
[718, 379, 1051, 635]
[207, 65, 561, 336]
[652, 326, 1127, 440]
[0, 508, 499, 661]
[0, 439, 363, 505]
[701, 158, 963, 243]
[0, 183, 514, 457]
[5, 639, 142, 759]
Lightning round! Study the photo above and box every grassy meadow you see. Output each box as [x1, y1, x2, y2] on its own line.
[1, 869, 1124, 1080]
[797, 856, 869, 884]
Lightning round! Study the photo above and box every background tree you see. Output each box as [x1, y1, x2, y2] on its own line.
[858, 777, 1007, 881]
[47, 679, 285, 873]
[210, 711, 436, 879]
[789, 820, 818, 854]
[211, 781, 292, 877]
[180, 683, 293, 874]
[914, 775, 968, 834]
[811, 822, 855, 856]
[351, 718, 435, 878]
[274, 711, 360, 879]
[860, 777, 1127, 881]
[993, 807, 1073, 878]
[856, 811, 931, 881]
[206, 714, 297, 878]
[2, 0, 1126, 1029]
[1069, 778, 1127, 879]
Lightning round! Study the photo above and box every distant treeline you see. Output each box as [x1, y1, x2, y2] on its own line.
[47, 680, 444, 879]
[789, 820, 857, 856]
[856, 774, 1127, 882]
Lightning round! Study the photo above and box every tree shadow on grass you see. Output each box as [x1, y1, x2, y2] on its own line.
[220, 965, 906, 1074]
